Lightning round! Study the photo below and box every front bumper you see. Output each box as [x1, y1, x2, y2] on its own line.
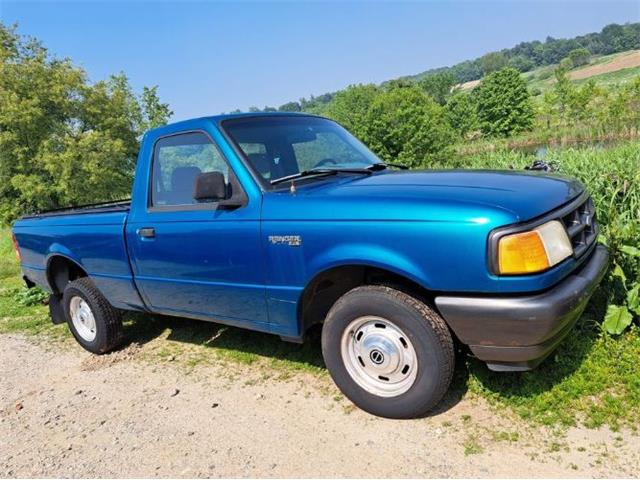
[435, 245, 609, 371]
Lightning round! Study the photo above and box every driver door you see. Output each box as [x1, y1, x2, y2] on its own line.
[127, 131, 267, 327]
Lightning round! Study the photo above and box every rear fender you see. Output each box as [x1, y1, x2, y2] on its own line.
[45, 244, 86, 293]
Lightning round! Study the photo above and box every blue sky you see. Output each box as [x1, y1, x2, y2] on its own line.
[1, 1, 638, 120]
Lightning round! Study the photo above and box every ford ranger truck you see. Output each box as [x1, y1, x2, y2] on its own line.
[11, 113, 608, 419]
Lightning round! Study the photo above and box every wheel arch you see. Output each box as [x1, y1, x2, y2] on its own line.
[46, 254, 89, 295]
[297, 262, 434, 338]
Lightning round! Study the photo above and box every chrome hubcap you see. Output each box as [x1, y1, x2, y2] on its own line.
[69, 296, 96, 342]
[340, 316, 418, 397]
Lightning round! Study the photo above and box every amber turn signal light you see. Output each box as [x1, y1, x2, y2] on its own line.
[497, 220, 573, 275]
[498, 231, 549, 274]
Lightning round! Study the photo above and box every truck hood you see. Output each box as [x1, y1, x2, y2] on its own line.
[263, 170, 585, 223]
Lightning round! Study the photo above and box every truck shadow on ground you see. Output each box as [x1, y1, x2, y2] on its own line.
[119, 302, 602, 417]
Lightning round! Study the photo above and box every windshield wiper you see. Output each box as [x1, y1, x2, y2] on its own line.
[270, 168, 373, 186]
[366, 162, 409, 171]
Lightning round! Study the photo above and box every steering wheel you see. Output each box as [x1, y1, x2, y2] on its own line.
[313, 158, 338, 169]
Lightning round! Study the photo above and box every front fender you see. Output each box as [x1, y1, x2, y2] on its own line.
[305, 242, 433, 290]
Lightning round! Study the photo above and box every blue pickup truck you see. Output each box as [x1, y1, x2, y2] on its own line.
[12, 113, 608, 418]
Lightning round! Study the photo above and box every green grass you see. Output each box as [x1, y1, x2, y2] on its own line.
[0, 231, 57, 336]
[1, 232, 326, 375]
[468, 321, 640, 430]
[573, 66, 640, 88]
[523, 50, 640, 93]
[2, 143, 639, 429]
[445, 141, 640, 430]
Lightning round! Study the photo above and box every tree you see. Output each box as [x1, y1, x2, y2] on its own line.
[567, 47, 591, 67]
[383, 78, 414, 90]
[559, 57, 574, 71]
[444, 92, 479, 139]
[322, 84, 379, 140]
[364, 86, 455, 167]
[141, 86, 173, 130]
[419, 71, 456, 105]
[0, 23, 171, 223]
[480, 52, 508, 75]
[278, 101, 301, 112]
[553, 64, 573, 116]
[475, 68, 534, 137]
[508, 55, 535, 73]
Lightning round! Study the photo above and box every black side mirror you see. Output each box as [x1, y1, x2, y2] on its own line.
[194, 171, 227, 202]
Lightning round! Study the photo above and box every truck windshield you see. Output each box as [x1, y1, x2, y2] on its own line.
[221, 116, 383, 186]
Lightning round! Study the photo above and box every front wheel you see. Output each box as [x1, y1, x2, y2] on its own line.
[63, 278, 124, 354]
[321, 285, 454, 418]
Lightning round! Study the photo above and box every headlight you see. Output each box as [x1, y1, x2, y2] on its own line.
[498, 220, 573, 275]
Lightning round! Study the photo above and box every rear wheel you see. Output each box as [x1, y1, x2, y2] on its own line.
[63, 278, 124, 354]
[322, 285, 454, 418]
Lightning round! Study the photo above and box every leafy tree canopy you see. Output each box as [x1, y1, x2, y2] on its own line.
[475, 68, 534, 137]
[444, 92, 479, 139]
[480, 52, 508, 75]
[364, 85, 455, 167]
[418, 71, 456, 105]
[322, 84, 380, 140]
[568, 47, 591, 67]
[0, 23, 171, 223]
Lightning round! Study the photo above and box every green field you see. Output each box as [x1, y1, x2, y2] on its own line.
[523, 50, 640, 93]
[3, 141, 639, 429]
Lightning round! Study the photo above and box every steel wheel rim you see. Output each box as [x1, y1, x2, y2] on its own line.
[69, 296, 97, 342]
[340, 316, 418, 397]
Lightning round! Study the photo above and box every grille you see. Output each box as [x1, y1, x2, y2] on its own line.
[560, 196, 598, 258]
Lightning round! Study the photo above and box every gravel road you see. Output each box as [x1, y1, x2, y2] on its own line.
[1, 334, 638, 478]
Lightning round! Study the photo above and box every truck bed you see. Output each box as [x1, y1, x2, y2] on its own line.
[13, 201, 144, 311]
[20, 199, 131, 219]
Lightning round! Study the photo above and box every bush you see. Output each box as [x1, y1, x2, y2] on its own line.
[322, 84, 380, 141]
[480, 51, 508, 75]
[419, 71, 456, 105]
[364, 85, 455, 167]
[559, 57, 574, 71]
[475, 68, 534, 137]
[13, 286, 48, 307]
[568, 47, 591, 67]
[445, 92, 479, 138]
[508, 55, 535, 73]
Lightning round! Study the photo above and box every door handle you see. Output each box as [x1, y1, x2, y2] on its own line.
[137, 227, 156, 238]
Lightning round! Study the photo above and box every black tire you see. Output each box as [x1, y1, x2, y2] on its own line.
[321, 285, 454, 419]
[62, 277, 124, 354]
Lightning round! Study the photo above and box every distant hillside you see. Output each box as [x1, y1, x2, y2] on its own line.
[457, 49, 640, 93]
[249, 22, 640, 113]
[401, 22, 639, 84]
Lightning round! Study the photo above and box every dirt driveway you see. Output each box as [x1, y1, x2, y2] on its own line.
[1, 334, 638, 478]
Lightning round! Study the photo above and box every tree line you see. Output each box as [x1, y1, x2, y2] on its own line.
[317, 65, 639, 166]
[248, 22, 639, 114]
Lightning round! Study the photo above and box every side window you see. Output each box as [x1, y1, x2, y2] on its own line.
[151, 132, 229, 207]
